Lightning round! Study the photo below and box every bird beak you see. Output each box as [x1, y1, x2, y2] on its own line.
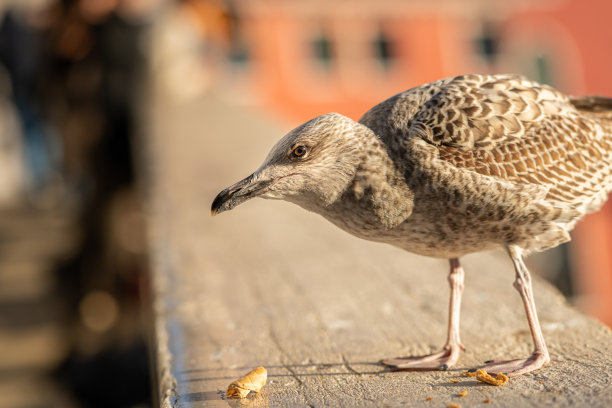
[211, 173, 274, 215]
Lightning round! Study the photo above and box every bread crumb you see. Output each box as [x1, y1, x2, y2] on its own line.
[457, 390, 468, 397]
[447, 403, 461, 408]
[482, 399, 491, 403]
[475, 369, 509, 386]
[226, 367, 267, 398]
[426, 397, 433, 401]
[450, 379, 459, 383]
[461, 371, 477, 377]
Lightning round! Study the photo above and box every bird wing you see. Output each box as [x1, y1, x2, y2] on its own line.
[408, 74, 578, 149]
[360, 74, 612, 209]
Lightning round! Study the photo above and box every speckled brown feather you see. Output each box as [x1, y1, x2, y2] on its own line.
[359, 74, 612, 254]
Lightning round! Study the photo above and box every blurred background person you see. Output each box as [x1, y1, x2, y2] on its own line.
[1, 0, 154, 406]
[0, 64, 27, 207]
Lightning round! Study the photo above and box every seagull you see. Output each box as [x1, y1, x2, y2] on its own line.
[211, 74, 612, 377]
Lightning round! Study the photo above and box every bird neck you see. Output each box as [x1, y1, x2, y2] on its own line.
[348, 127, 415, 229]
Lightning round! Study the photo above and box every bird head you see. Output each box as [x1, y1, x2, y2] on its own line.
[211, 113, 365, 215]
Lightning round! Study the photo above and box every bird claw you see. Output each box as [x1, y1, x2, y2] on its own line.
[382, 345, 462, 371]
[483, 352, 550, 378]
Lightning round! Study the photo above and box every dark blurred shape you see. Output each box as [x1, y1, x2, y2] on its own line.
[0, 9, 58, 194]
[48, 0, 152, 405]
[56, 342, 152, 408]
[0, 0, 153, 406]
[228, 15, 249, 66]
[474, 21, 500, 66]
[534, 53, 551, 85]
[312, 29, 334, 69]
[373, 28, 394, 69]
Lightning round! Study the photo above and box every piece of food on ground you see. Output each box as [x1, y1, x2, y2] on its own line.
[226, 366, 268, 398]
[476, 369, 509, 386]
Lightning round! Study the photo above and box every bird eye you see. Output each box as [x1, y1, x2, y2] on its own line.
[291, 145, 307, 158]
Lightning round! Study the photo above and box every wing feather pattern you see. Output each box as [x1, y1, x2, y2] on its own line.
[360, 74, 612, 211]
[359, 74, 612, 252]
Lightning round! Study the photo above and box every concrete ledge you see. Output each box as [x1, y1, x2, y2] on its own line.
[144, 94, 612, 407]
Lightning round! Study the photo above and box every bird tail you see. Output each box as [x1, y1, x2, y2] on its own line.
[570, 95, 612, 119]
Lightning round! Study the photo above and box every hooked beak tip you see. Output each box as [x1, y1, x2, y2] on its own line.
[210, 205, 224, 216]
[210, 191, 227, 216]
[211, 172, 263, 216]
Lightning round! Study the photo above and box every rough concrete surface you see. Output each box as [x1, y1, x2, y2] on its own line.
[144, 92, 612, 407]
